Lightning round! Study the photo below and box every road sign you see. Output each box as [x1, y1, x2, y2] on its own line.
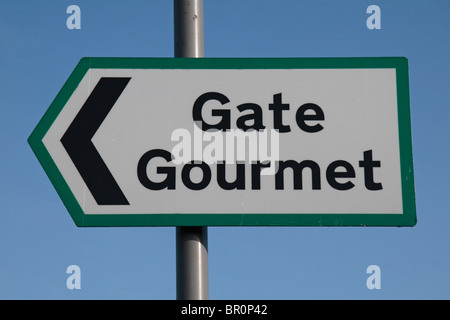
[28, 57, 416, 227]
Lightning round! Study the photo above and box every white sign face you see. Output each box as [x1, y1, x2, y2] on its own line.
[29, 58, 416, 226]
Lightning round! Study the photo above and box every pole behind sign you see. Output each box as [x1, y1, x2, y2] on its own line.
[174, 0, 209, 300]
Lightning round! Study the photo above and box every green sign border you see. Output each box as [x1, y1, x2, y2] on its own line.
[28, 57, 416, 227]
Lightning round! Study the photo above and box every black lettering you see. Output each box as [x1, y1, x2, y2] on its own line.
[137, 149, 175, 190]
[181, 161, 211, 190]
[359, 150, 383, 190]
[326, 160, 355, 190]
[251, 161, 271, 190]
[268, 93, 290, 133]
[192, 92, 230, 131]
[275, 160, 321, 190]
[217, 163, 245, 190]
[236, 103, 266, 131]
[295, 103, 325, 133]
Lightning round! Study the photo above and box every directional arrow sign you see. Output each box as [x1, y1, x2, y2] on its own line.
[60, 77, 131, 206]
[28, 57, 416, 227]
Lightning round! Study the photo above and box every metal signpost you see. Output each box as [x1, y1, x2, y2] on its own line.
[174, 0, 208, 300]
[28, 0, 416, 301]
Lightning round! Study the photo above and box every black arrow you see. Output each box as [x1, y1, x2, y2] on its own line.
[61, 77, 131, 205]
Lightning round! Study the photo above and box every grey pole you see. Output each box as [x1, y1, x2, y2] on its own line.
[174, 0, 208, 300]
[176, 227, 208, 300]
[174, 0, 204, 58]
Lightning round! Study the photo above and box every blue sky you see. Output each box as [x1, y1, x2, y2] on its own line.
[0, 0, 449, 299]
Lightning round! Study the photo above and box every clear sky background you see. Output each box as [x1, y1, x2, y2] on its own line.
[0, 0, 449, 299]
